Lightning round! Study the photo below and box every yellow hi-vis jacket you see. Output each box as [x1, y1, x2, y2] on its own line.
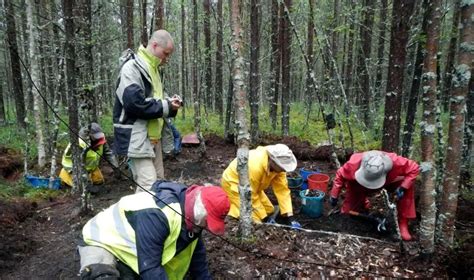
[82, 191, 199, 279]
[61, 139, 103, 172]
[221, 146, 293, 222]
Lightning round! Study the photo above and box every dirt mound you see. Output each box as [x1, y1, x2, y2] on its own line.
[0, 147, 22, 181]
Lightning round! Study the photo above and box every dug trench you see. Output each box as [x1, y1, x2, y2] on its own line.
[0, 134, 472, 278]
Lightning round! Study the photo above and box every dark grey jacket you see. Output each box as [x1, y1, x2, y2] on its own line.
[113, 54, 176, 158]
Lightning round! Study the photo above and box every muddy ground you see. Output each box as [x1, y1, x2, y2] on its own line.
[0, 134, 472, 279]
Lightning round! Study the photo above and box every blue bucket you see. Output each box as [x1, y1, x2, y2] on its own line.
[299, 189, 325, 218]
[299, 168, 320, 190]
[25, 175, 61, 190]
[287, 176, 303, 192]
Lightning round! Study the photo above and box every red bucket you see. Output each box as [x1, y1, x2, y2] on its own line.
[307, 173, 330, 193]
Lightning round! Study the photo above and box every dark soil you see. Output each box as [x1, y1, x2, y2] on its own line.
[0, 134, 472, 279]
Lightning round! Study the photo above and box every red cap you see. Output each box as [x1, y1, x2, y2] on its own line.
[200, 186, 230, 235]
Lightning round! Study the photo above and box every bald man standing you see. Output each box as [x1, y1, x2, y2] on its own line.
[113, 30, 182, 192]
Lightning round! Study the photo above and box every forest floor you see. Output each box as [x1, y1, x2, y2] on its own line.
[0, 134, 472, 279]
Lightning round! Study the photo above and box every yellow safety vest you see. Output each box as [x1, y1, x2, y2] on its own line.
[82, 192, 198, 279]
[61, 139, 103, 172]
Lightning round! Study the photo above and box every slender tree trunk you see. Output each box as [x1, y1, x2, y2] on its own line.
[330, 0, 339, 77]
[215, 0, 224, 123]
[249, 0, 261, 144]
[126, 0, 134, 49]
[141, 0, 148, 46]
[181, 0, 187, 119]
[155, 0, 164, 30]
[375, 0, 388, 100]
[269, 0, 280, 131]
[5, 0, 26, 129]
[192, 0, 205, 154]
[344, 0, 356, 99]
[281, 0, 292, 136]
[402, 0, 429, 157]
[203, 0, 212, 109]
[441, 0, 461, 111]
[64, 0, 89, 211]
[83, 0, 97, 122]
[381, 0, 416, 153]
[437, 1, 473, 247]
[26, 0, 46, 168]
[230, 0, 252, 240]
[418, 0, 441, 255]
[357, 0, 375, 126]
[0, 80, 5, 124]
[304, 0, 315, 126]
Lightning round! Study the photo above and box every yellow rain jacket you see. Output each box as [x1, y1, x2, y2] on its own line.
[221, 146, 293, 222]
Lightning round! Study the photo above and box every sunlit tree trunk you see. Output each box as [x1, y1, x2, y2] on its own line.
[249, 0, 261, 144]
[269, 0, 280, 131]
[419, 0, 441, 255]
[230, 0, 253, 239]
[437, 1, 473, 247]
[5, 0, 26, 129]
[381, 0, 416, 152]
[26, 0, 46, 168]
[280, 0, 292, 136]
[215, 0, 224, 123]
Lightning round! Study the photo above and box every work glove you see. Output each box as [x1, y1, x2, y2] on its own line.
[288, 217, 301, 229]
[395, 187, 405, 200]
[267, 217, 276, 224]
[329, 196, 338, 207]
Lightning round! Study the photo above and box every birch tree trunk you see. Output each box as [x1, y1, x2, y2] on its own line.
[230, 0, 253, 239]
[26, 0, 46, 168]
[381, 0, 416, 152]
[419, 0, 441, 255]
[249, 0, 261, 144]
[437, 1, 473, 247]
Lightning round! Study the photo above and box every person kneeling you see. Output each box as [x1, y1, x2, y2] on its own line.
[78, 180, 230, 279]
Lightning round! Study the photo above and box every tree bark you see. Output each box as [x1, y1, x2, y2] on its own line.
[269, 0, 280, 131]
[418, 0, 441, 255]
[26, 0, 46, 168]
[215, 0, 224, 123]
[64, 0, 89, 211]
[0, 80, 5, 124]
[304, 0, 315, 126]
[381, 0, 416, 153]
[356, 0, 375, 126]
[249, 0, 261, 144]
[437, 1, 473, 248]
[126, 0, 134, 49]
[181, 0, 187, 119]
[5, 0, 26, 129]
[344, 0, 356, 99]
[155, 0, 165, 30]
[141, 0, 148, 46]
[441, 0, 461, 111]
[375, 0, 388, 100]
[230, 0, 253, 239]
[280, 0, 292, 136]
[203, 0, 212, 109]
[402, 0, 429, 157]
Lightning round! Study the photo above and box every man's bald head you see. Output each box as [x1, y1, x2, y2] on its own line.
[147, 30, 174, 65]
